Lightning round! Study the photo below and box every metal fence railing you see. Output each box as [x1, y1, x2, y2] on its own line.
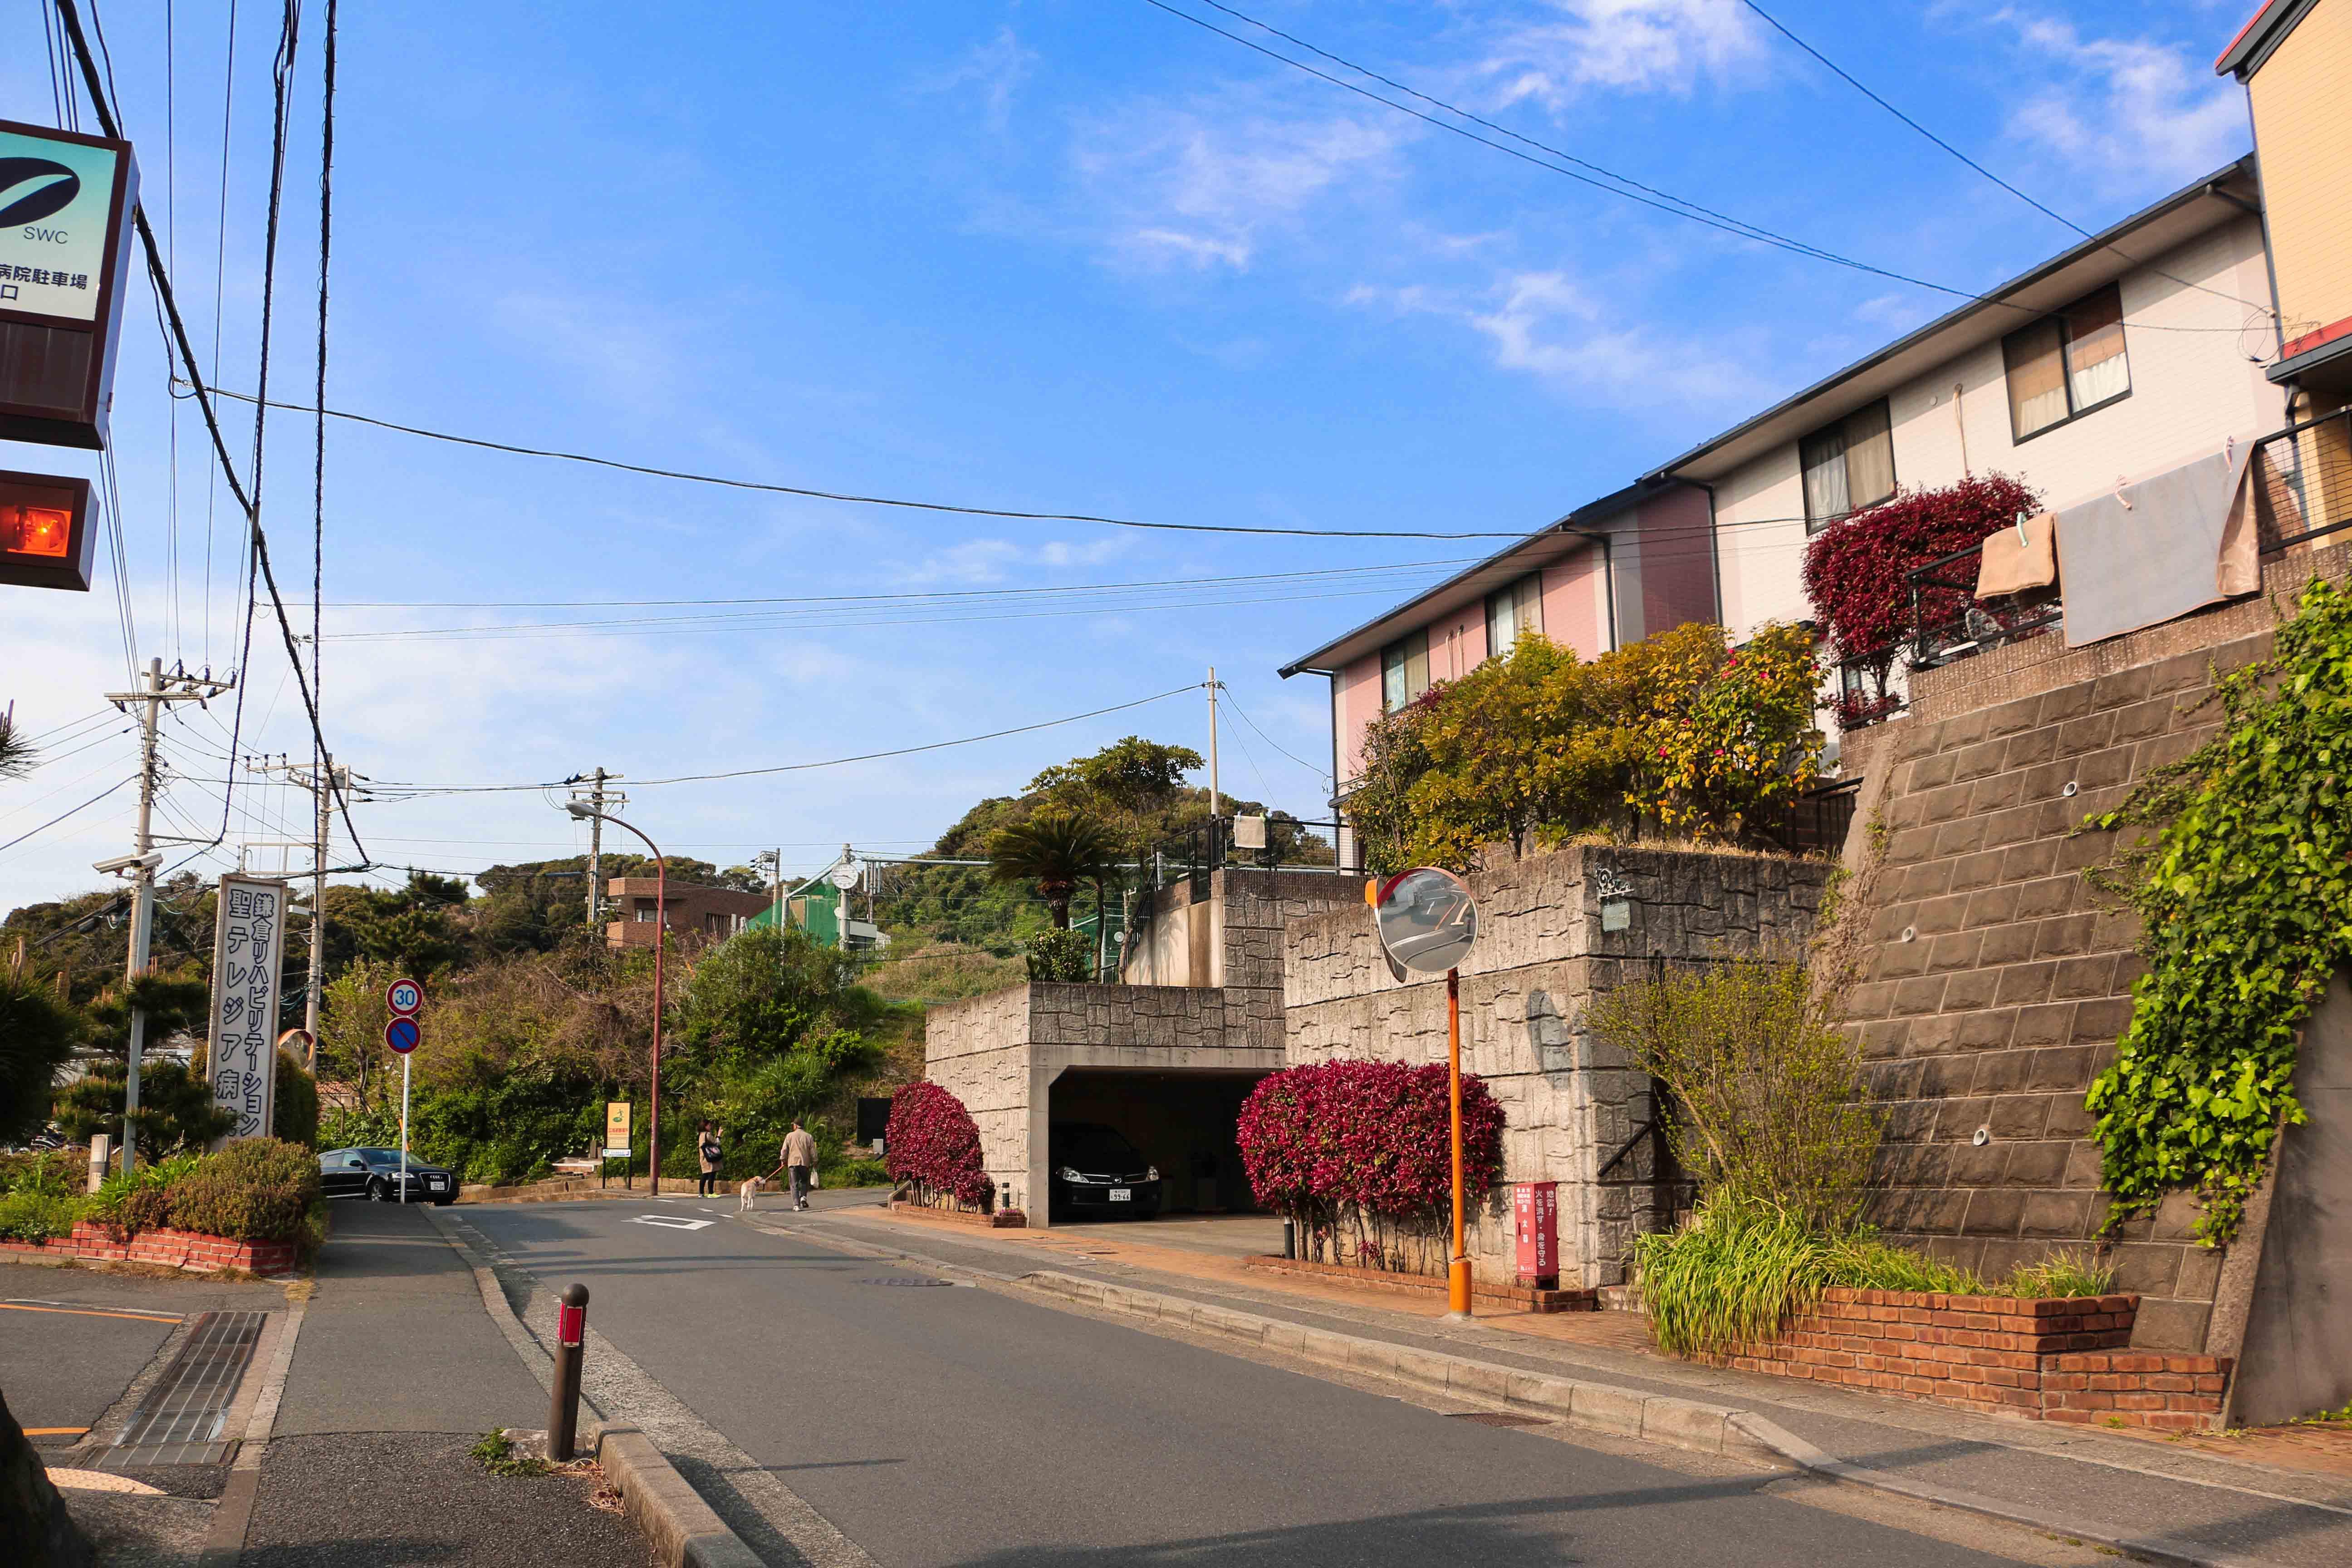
[1145, 816, 1347, 895]
[2249, 405, 2352, 556]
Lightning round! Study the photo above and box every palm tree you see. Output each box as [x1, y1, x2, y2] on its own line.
[986, 810, 1120, 931]
[0, 706, 34, 781]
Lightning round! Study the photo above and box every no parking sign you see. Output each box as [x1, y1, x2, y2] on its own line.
[385, 1016, 421, 1055]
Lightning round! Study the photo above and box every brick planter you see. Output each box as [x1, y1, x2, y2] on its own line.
[0, 1220, 297, 1275]
[1244, 1254, 1598, 1313]
[888, 1200, 1027, 1229]
[1699, 1288, 2232, 1431]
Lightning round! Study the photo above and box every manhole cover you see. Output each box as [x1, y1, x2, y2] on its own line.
[859, 1278, 956, 1287]
[1447, 1411, 1553, 1428]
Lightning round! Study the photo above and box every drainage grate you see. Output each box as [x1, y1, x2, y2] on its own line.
[860, 1278, 956, 1287]
[100, 1310, 268, 1468]
[1447, 1411, 1553, 1429]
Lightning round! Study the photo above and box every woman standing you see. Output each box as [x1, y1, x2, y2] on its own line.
[697, 1121, 723, 1196]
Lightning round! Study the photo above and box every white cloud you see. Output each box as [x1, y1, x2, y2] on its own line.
[1352, 269, 1768, 410]
[922, 25, 1037, 132]
[1997, 12, 2245, 187]
[905, 536, 1124, 584]
[1075, 96, 1404, 272]
[1483, 0, 1767, 108]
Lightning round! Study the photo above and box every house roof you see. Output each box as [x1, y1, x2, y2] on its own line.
[1644, 157, 2260, 486]
[1274, 158, 2261, 682]
[2215, 0, 2315, 78]
[1274, 476, 1666, 677]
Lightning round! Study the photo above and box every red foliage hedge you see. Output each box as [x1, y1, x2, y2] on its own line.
[1801, 473, 2043, 687]
[1235, 1059, 1505, 1225]
[883, 1081, 993, 1208]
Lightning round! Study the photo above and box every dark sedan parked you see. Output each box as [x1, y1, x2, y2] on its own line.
[319, 1147, 457, 1205]
[1048, 1122, 1160, 1220]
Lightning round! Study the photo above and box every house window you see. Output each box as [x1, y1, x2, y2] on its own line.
[1381, 629, 1430, 713]
[1801, 399, 1896, 532]
[1484, 573, 1544, 656]
[2003, 283, 2129, 441]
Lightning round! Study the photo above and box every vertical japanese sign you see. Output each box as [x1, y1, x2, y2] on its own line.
[207, 875, 289, 1142]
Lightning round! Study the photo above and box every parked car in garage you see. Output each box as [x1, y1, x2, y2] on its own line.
[318, 1146, 457, 1205]
[1048, 1122, 1160, 1220]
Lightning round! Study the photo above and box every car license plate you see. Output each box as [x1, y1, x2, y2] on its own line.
[1109, 1188, 1131, 1201]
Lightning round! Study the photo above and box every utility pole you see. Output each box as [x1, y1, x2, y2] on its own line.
[102, 659, 232, 1179]
[572, 770, 623, 934]
[244, 752, 353, 1070]
[1206, 666, 1222, 832]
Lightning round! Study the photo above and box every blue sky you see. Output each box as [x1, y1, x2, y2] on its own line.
[1, 0, 2256, 907]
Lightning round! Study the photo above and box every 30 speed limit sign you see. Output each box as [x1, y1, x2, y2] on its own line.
[386, 977, 424, 1016]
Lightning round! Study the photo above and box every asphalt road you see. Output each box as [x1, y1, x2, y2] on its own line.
[0, 1295, 182, 1445]
[466, 1198, 2027, 1568]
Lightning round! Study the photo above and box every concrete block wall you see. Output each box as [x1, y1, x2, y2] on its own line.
[1283, 843, 1829, 1287]
[1836, 539, 2352, 1353]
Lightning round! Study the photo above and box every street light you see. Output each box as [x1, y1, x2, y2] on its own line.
[567, 799, 668, 1195]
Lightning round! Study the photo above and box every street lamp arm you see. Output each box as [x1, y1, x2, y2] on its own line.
[564, 803, 667, 1193]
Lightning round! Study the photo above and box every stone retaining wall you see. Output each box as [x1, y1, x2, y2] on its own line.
[1283, 842, 1832, 1287]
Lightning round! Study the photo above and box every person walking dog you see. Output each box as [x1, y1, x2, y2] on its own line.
[696, 1121, 723, 1197]
[777, 1120, 818, 1211]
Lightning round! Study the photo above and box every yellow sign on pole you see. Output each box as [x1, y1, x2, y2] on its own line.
[605, 1101, 632, 1155]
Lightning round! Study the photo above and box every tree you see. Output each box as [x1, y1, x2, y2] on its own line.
[0, 971, 78, 1142]
[986, 810, 1121, 930]
[0, 706, 35, 780]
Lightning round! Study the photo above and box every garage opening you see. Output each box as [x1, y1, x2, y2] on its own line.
[1047, 1068, 1269, 1221]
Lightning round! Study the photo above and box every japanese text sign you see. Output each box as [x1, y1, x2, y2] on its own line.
[206, 875, 288, 1142]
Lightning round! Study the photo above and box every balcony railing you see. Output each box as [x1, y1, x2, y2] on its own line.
[1891, 408, 2352, 685]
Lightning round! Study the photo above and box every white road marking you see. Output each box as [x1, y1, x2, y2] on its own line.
[631, 1215, 715, 1230]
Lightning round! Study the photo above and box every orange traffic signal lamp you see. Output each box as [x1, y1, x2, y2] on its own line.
[0, 470, 93, 591]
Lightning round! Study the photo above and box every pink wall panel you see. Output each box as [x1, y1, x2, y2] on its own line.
[1336, 652, 1381, 784]
[1636, 485, 1719, 635]
[1539, 550, 1606, 660]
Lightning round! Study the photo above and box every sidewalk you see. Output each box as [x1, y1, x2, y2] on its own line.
[225, 1201, 649, 1567]
[789, 1202, 2352, 1568]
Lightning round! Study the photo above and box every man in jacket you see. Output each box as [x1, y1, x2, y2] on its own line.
[779, 1121, 818, 1211]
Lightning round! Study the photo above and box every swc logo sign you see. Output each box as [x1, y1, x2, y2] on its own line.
[0, 157, 79, 235]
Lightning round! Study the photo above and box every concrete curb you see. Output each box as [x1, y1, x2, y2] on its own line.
[424, 1210, 769, 1568]
[593, 1424, 764, 1568]
[1017, 1269, 2273, 1568]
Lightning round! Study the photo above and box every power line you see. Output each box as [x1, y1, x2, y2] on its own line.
[1731, 0, 2270, 316]
[0, 777, 137, 858]
[183, 386, 1535, 540]
[53, 0, 370, 869]
[350, 683, 1207, 797]
[1218, 687, 1327, 783]
[1145, 0, 2261, 331]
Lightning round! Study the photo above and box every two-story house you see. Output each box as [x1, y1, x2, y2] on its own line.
[1284, 156, 2284, 864]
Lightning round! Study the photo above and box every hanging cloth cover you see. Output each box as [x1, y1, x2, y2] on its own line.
[1975, 510, 2057, 597]
[2055, 444, 2258, 647]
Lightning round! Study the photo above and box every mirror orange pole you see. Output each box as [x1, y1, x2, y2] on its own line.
[1447, 966, 1470, 1317]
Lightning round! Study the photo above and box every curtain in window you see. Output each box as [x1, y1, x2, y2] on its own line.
[2004, 318, 2068, 438]
[1484, 574, 1544, 655]
[1405, 632, 1429, 701]
[1842, 401, 1896, 512]
[1381, 631, 1430, 711]
[1802, 426, 1850, 528]
[1382, 643, 1406, 712]
[1515, 573, 1543, 637]
[2065, 287, 2129, 410]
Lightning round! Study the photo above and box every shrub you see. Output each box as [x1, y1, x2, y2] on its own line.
[1235, 1059, 1505, 1274]
[0, 971, 78, 1143]
[1022, 928, 1094, 982]
[1587, 962, 1878, 1232]
[1348, 622, 1825, 870]
[883, 1082, 992, 1208]
[1637, 1196, 2117, 1357]
[275, 1050, 319, 1149]
[1801, 472, 2042, 696]
[0, 1188, 83, 1242]
[163, 1137, 322, 1243]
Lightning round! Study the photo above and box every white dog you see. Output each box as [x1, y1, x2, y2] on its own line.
[738, 1176, 764, 1212]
